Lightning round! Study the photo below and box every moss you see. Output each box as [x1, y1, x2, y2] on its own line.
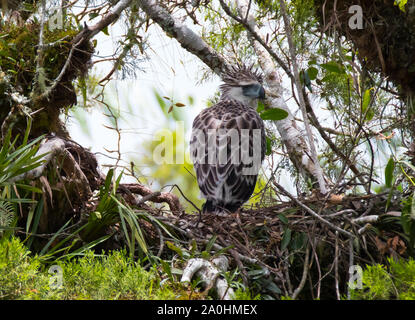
[0, 237, 190, 300]
[0, 22, 78, 97]
[0, 20, 93, 137]
[350, 258, 415, 300]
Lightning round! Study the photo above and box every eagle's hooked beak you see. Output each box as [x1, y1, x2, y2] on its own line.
[243, 83, 266, 100]
[258, 85, 266, 100]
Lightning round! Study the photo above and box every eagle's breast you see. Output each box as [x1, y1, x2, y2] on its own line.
[190, 99, 265, 211]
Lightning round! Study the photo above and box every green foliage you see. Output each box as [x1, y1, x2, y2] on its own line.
[201, 3, 253, 59]
[231, 288, 261, 300]
[350, 258, 415, 300]
[259, 108, 289, 121]
[394, 0, 408, 12]
[0, 237, 46, 299]
[0, 237, 183, 300]
[400, 193, 415, 254]
[139, 91, 203, 210]
[0, 125, 45, 239]
[0, 200, 15, 237]
[0, 127, 45, 186]
[385, 157, 395, 188]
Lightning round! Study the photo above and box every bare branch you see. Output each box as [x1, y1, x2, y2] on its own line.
[138, 0, 228, 75]
[273, 181, 355, 238]
[292, 243, 310, 299]
[120, 183, 183, 213]
[278, 0, 328, 194]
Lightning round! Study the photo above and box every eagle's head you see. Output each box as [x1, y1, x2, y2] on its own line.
[220, 64, 265, 107]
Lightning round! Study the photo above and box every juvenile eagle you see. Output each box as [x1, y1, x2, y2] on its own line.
[190, 64, 266, 213]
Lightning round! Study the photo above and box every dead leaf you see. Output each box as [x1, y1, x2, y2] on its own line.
[375, 236, 388, 255]
[387, 235, 406, 255]
[40, 175, 53, 208]
[328, 194, 344, 204]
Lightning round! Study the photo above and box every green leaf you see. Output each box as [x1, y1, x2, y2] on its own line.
[166, 241, 184, 258]
[205, 234, 217, 253]
[307, 67, 318, 80]
[265, 280, 282, 294]
[394, 0, 408, 12]
[385, 157, 395, 188]
[265, 136, 272, 156]
[101, 26, 109, 36]
[154, 90, 167, 114]
[281, 228, 291, 250]
[260, 108, 289, 121]
[320, 61, 344, 74]
[278, 213, 289, 224]
[247, 269, 266, 277]
[362, 88, 372, 114]
[366, 109, 375, 121]
[89, 12, 99, 19]
[257, 100, 265, 113]
[40, 219, 72, 255]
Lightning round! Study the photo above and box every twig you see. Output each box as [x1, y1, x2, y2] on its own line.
[279, 0, 328, 194]
[347, 235, 354, 300]
[120, 183, 183, 213]
[220, 0, 293, 79]
[292, 244, 310, 299]
[163, 184, 201, 213]
[135, 191, 162, 205]
[273, 181, 355, 238]
[334, 231, 340, 300]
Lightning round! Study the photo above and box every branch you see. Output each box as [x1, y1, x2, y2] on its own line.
[278, 0, 328, 194]
[181, 256, 235, 300]
[219, 0, 293, 80]
[120, 183, 183, 213]
[138, 0, 228, 75]
[291, 244, 310, 299]
[36, 0, 133, 101]
[273, 181, 355, 238]
[82, 0, 133, 40]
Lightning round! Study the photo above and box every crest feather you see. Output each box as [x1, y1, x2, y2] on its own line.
[221, 63, 263, 86]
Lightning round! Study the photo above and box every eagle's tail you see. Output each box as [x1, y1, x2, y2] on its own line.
[202, 200, 240, 214]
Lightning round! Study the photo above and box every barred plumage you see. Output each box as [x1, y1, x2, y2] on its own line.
[190, 64, 266, 214]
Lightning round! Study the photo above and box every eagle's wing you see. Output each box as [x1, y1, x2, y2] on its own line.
[190, 100, 265, 209]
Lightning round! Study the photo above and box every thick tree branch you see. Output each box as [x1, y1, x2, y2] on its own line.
[120, 183, 183, 213]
